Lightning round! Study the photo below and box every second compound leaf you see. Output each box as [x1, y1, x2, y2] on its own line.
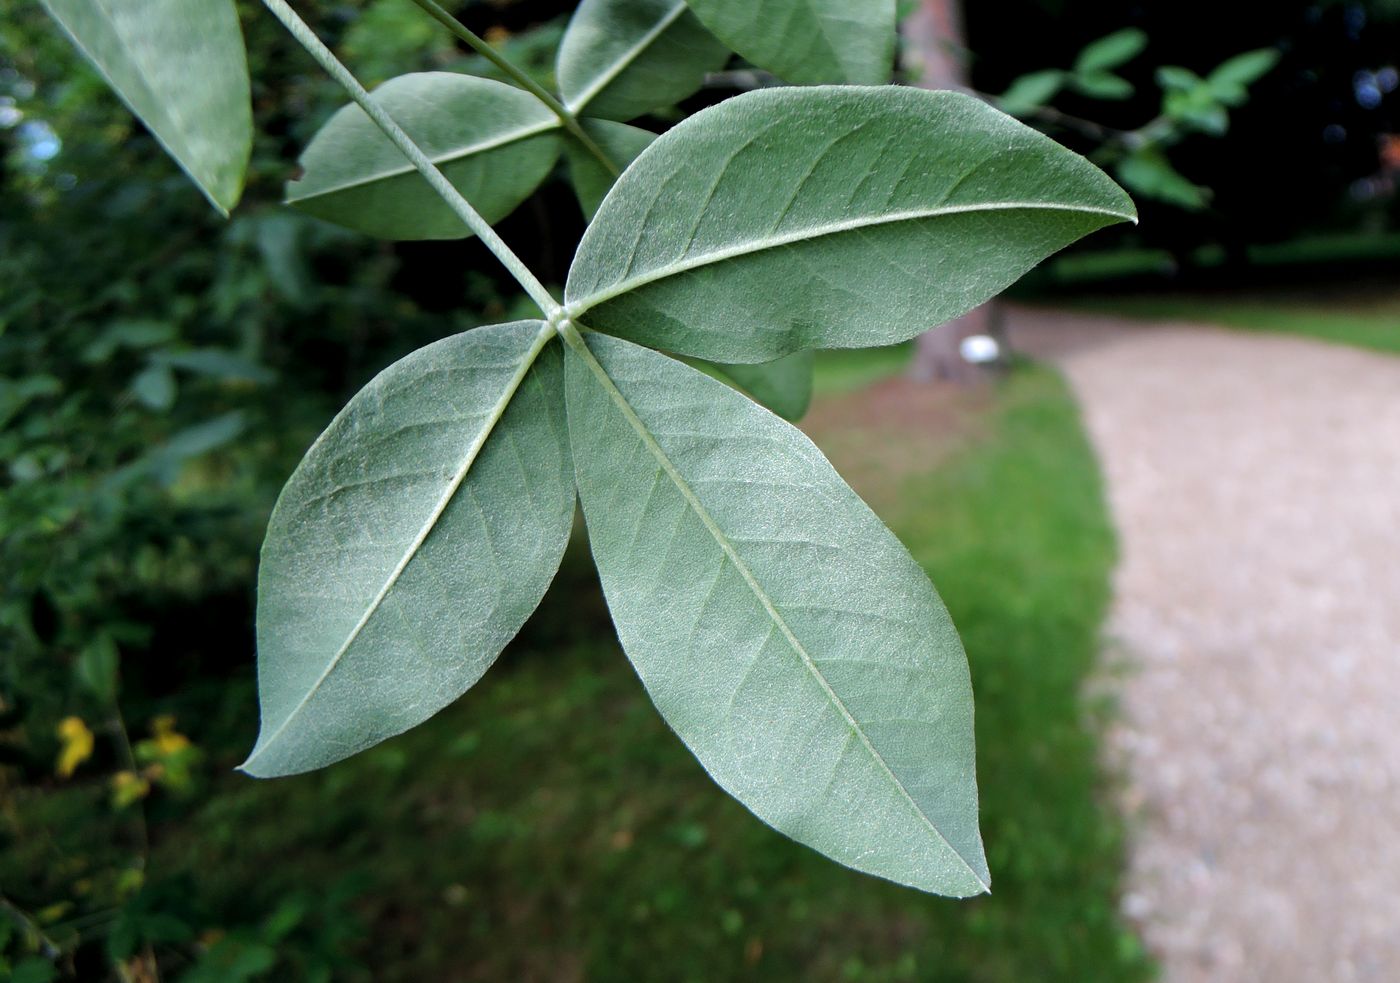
[565, 119, 659, 220]
[558, 0, 730, 121]
[708, 350, 814, 421]
[683, 0, 895, 85]
[565, 331, 988, 896]
[287, 73, 562, 240]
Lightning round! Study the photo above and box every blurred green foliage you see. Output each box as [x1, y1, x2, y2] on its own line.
[1, 2, 533, 976]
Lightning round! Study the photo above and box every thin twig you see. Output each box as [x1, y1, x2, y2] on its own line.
[406, 0, 620, 176]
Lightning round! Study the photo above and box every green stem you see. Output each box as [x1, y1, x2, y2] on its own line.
[0, 894, 62, 960]
[406, 0, 620, 177]
[261, 0, 562, 317]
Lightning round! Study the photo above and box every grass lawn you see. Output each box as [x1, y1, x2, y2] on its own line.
[1072, 290, 1400, 355]
[142, 365, 1149, 982]
[9, 360, 1149, 981]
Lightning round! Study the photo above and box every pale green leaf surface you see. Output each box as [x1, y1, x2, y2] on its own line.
[565, 119, 658, 220]
[39, 0, 251, 213]
[709, 350, 814, 421]
[286, 73, 561, 240]
[557, 0, 730, 121]
[565, 87, 1135, 363]
[244, 322, 574, 777]
[565, 332, 987, 896]
[683, 0, 895, 84]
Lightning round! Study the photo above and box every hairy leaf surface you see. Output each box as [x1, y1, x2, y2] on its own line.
[40, 0, 251, 213]
[558, 0, 729, 121]
[683, 0, 894, 84]
[565, 332, 987, 896]
[710, 351, 814, 421]
[286, 73, 561, 240]
[565, 119, 658, 220]
[566, 87, 1136, 363]
[244, 322, 573, 777]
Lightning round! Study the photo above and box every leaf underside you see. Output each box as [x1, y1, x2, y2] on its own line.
[565, 332, 988, 897]
[245, 322, 574, 778]
[709, 350, 815, 421]
[40, 0, 252, 213]
[286, 73, 562, 240]
[557, 0, 730, 121]
[565, 86, 1137, 364]
[565, 119, 659, 221]
[683, 0, 896, 85]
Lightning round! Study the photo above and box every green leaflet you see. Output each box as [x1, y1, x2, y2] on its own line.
[565, 87, 1136, 364]
[709, 351, 814, 421]
[39, 0, 251, 214]
[564, 119, 658, 220]
[683, 0, 895, 85]
[564, 330, 987, 896]
[998, 69, 1066, 115]
[286, 73, 562, 240]
[1072, 28, 1148, 75]
[557, 0, 730, 121]
[244, 322, 574, 778]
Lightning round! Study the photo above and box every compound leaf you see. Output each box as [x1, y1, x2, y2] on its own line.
[565, 86, 1135, 363]
[558, 0, 730, 121]
[565, 119, 658, 220]
[244, 321, 573, 778]
[39, 0, 251, 214]
[565, 331, 987, 896]
[287, 73, 561, 240]
[709, 350, 814, 421]
[683, 0, 895, 85]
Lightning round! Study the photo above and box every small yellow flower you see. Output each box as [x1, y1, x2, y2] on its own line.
[55, 716, 94, 778]
[150, 714, 191, 756]
[111, 770, 151, 809]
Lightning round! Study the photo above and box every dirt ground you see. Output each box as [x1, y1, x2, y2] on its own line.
[1009, 306, 1400, 982]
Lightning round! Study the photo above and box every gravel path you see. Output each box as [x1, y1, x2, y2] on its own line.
[1007, 307, 1400, 982]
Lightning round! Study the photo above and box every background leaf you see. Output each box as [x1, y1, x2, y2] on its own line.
[683, 0, 895, 85]
[1116, 149, 1210, 210]
[557, 0, 730, 121]
[1207, 48, 1280, 105]
[244, 322, 573, 777]
[565, 332, 988, 896]
[566, 86, 1135, 363]
[708, 350, 814, 421]
[998, 69, 1065, 115]
[1071, 71, 1134, 100]
[286, 73, 562, 241]
[565, 119, 658, 220]
[1071, 28, 1147, 74]
[39, 0, 251, 214]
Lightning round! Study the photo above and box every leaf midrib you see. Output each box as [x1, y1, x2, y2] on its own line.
[566, 199, 1133, 315]
[564, 0, 690, 114]
[565, 325, 989, 890]
[243, 322, 557, 770]
[287, 117, 560, 204]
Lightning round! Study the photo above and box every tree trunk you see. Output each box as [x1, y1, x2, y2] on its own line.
[903, 0, 994, 383]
